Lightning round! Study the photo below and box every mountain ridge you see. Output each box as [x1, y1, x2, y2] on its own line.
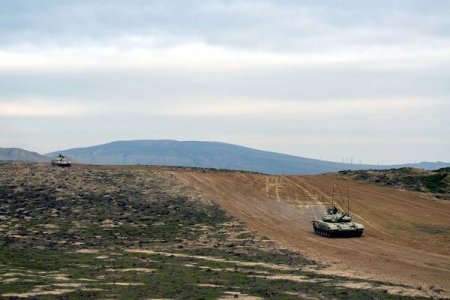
[46, 140, 449, 175]
[0, 147, 49, 162]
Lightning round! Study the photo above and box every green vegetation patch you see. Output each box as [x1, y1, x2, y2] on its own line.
[0, 248, 424, 300]
[420, 173, 448, 193]
[0, 165, 231, 250]
[412, 224, 450, 235]
[340, 167, 449, 198]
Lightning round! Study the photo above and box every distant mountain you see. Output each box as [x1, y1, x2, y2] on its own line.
[0, 147, 49, 162]
[46, 140, 450, 175]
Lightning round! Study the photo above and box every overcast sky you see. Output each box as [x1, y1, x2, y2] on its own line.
[1, 0, 449, 164]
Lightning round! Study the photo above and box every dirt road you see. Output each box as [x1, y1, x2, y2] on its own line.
[174, 171, 450, 292]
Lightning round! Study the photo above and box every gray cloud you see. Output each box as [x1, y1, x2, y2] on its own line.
[0, 0, 449, 164]
[1, 62, 449, 102]
[1, 1, 449, 50]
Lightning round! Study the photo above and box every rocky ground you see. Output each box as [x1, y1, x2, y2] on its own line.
[0, 163, 443, 299]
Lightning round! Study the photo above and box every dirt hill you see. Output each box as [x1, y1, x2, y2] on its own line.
[175, 169, 450, 295]
[1, 163, 449, 299]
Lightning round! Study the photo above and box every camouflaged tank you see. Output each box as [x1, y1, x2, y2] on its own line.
[312, 205, 364, 237]
[51, 154, 72, 167]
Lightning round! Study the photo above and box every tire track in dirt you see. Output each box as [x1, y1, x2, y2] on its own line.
[174, 170, 450, 293]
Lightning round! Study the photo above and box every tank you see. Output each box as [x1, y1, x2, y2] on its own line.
[312, 205, 364, 237]
[51, 154, 72, 167]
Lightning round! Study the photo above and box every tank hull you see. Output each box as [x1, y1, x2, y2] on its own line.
[313, 226, 363, 237]
[312, 220, 364, 238]
[51, 162, 71, 167]
[51, 154, 72, 167]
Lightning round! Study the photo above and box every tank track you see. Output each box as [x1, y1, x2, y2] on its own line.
[314, 227, 363, 238]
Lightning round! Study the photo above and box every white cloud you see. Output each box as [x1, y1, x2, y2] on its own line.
[156, 97, 441, 117]
[0, 100, 90, 117]
[1, 38, 450, 72]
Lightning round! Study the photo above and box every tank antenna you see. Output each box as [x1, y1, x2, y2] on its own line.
[347, 185, 350, 215]
[332, 184, 335, 206]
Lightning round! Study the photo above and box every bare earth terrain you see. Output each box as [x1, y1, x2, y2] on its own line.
[1, 163, 449, 299]
[175, 170, 450, 294]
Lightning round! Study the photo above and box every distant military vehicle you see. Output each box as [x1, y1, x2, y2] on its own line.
[51, 154, 71, 167]
[312, 186, 364, 237]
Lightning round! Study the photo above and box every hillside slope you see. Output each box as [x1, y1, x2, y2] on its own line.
[47, 140, 449, 175]
[175, 169, 450, 294]
[1, 163, 431, 299]
[0, 147, 49, 162]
